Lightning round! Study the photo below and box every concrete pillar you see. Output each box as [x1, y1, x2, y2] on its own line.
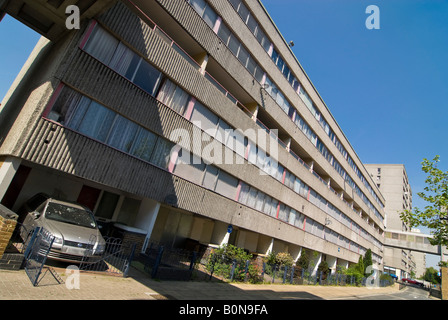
[134, 199, 161, 252]
[311, 252, 322, 276]
[307, 160, 314, 173]
[0, 157, 21, 201]
[236, 230, 246, 249]
[295, 247, 303, 262]
[266, 238, 274, 255]
[193, 52, 209, 75]
[221, 232, 230, 247]
[327, 255, 338, 274]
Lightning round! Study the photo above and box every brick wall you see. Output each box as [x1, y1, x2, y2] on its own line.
[122, 231, 146, 256]
[0, 215, 18, 259]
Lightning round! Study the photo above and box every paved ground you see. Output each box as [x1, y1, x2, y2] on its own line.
[0, 266, 409, 301]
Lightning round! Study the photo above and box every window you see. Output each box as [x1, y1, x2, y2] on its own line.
[217, 22, 231, 45]
[157, 79, 190, 116]
[215, 118, 232, 145]
[109, 43, 141, 79]
[190, 0, 206, 16]
[228, 33, 240, 56]
[276, 56, 285, 73]
[150, 138, 175, 169]
[84, 25, 162, 97]
[214, 170, 238, 199]
[190, 101, 219, 134]
[247, 15, 257, 34]
[238, 182, 278, 217]
[284, 170, 295, 189]
[75, 100, 116, 142]
[263, 196, 278, 217]
[293, 177, 309, 198]
[203, 5, 218, 28]
[226, 129, 247, 159]
[173, 149, 206, 185]
[50, 86, 177, 168]
[289, 209, 304, 228]
[237, 2, 250, 23]
[278, 203, 290, 222]
[107, 115, 139, 153]
[271, 49, 279, 65]
[237, 45, 249, 68]
[298, 86, 314, 113]
[228, 0, 241, 10]
[202, 165, 219, 190]
[132, 60, 162, 96]
[95, 191, 120, 220]
[130, 128, 158, 162]
[116, 197, 141, 226]
[83, 24, 119, 65]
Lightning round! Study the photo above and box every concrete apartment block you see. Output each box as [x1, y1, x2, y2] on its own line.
[0, 0, 386, 273]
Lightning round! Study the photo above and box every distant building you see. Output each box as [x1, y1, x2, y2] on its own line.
[365, 164, 425, 278]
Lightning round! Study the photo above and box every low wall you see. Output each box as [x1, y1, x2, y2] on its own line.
[0, 204, 19, 260]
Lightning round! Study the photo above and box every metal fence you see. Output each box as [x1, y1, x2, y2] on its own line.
[79, 237, 136, 277]
[22, 227, 64, 286]
[191, 253, 394, 287]
[134, 242, 200, 281]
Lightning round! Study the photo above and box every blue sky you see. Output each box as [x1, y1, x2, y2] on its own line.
[1, 2, 447, 269]
[261, 0, 448, 269]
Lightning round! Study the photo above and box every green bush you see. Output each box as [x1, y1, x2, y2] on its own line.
[275, 252, 295, 267]
[317, 261, 330, 279]
[343, 265, 364, 286]
[379, 273, 394, 286]
[206, 244, 254, 282]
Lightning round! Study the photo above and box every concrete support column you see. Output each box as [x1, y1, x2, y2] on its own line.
[0, 156, 21, 202]
[312, 252, 322, 276]
[307, 161, 314, 173]
[337, 258, 349, 270]
[295, 247, 303, 262]
[266, 238, 274, 255]
[134, 199, 161, 252]
[327, 255, 338, 274]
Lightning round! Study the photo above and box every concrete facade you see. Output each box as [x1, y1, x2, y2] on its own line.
[1, 0, 386, 273]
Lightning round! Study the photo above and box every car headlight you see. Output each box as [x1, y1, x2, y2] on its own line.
[94, 244, 106, 255]
[53, 236, 63, 245]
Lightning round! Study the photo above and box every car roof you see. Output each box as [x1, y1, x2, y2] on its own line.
[46, 198, 91, 211]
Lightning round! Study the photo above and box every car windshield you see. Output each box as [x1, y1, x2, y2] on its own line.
[45, 202, 97, 229]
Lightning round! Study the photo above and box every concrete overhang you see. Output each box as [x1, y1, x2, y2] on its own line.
[0, 0, 117, 41]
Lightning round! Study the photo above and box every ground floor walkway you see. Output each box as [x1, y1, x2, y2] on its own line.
[0, 267, 402, 300]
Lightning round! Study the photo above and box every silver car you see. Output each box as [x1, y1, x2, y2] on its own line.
[20, 195, 106, 264]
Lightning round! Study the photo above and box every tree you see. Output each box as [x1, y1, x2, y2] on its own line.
[400, 156, 448, 248]
[423, 267, 441, 284]
[363, 249, 373, 276]
[296, 248, 310, 271]
[356, 255, 364, 275]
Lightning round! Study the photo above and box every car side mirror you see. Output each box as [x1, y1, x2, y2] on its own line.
[32, 211, 41, 219]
